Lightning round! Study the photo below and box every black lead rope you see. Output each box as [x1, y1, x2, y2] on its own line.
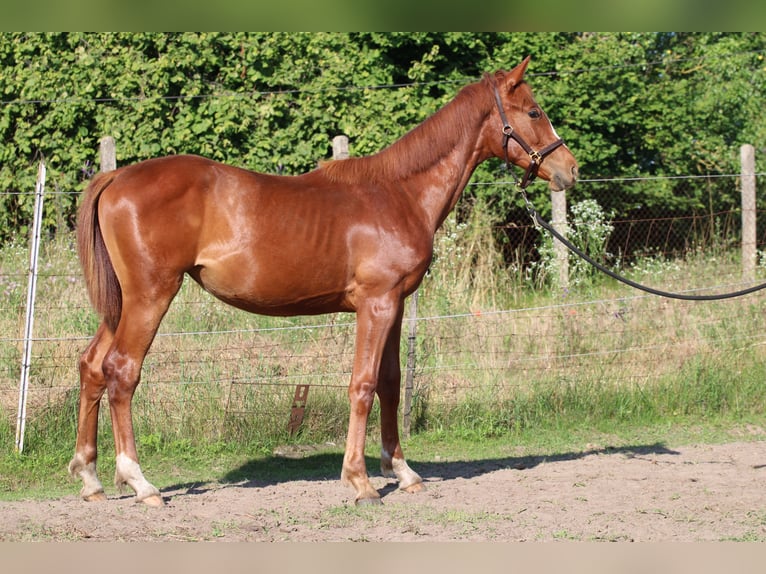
[519, 189, 766, 301]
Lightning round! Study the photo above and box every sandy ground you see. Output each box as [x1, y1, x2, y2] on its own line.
[2, 440, 766, 542]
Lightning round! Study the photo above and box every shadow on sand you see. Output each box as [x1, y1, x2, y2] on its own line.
[160, 442, 680, 502]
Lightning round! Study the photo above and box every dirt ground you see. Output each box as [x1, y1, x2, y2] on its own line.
[2, 440, 766, 542]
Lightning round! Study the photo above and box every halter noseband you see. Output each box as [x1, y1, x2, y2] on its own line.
[490, 79, 564, 189]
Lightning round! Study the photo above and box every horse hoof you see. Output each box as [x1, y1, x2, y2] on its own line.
[138, 494, 165, 507]
[355, 496, 382, 507]
[83, 491, 107, 502]
[401, 481, 425, 494]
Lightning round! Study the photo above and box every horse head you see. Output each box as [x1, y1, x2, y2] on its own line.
[487, 56, 578, 192]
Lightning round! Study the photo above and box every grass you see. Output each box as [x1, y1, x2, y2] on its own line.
[2, 213, 766, 501]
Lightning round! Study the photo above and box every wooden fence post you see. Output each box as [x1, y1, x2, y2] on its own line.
[741, 144, 756, 282]
[288, 384, 310, 436]
[99, 136, 116, 172]
[332, 135, 349, 160]
[551, 189, 569, 289]
[284, 134, 351, 435]
[402, 289, 418, 439]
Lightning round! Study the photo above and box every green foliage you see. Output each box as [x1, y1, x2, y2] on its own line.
[523, 33, 766, 219]
[1, 33, 764, 245]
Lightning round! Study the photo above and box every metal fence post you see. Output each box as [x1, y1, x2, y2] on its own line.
[15, 161, 46, 453]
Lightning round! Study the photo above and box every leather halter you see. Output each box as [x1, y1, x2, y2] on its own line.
[490, 79, 565, 189]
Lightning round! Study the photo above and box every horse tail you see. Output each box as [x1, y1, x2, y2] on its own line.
[76, 171, 122, 332]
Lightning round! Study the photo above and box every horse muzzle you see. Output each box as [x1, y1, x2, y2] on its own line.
[547, 162, 578, 192]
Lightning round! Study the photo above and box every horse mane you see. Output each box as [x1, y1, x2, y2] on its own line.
[320, 74, 497, 184]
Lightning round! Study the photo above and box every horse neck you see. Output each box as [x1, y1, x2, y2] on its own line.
[321, 80, 494, 235]
[406, 136, 489, 234]
[377, 84, 493, 233]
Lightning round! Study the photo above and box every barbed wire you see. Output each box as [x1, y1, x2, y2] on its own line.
[3, 282, 763, 435]
[3, 297, 762, 401]
[2, 172, 764, 199]
[0, 278, 761, 346]
[1, 45, 764, 108]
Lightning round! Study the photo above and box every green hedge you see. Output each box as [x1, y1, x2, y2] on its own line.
[1, 32, 764, 242]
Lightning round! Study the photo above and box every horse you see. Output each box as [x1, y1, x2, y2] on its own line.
[69, 56, 578, 507]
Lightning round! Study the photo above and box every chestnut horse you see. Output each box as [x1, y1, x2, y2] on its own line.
[69, 56, 578, 506]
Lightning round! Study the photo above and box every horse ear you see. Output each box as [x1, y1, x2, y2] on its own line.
[504, 55, 531, 89]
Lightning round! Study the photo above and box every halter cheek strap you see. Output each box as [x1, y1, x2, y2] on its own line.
[491, 81, 564, 189]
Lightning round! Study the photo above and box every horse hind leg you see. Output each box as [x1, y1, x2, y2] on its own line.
[377, 312, 424, 494]
[104, 286, 181, 507]
[379, 404, 424, 494]
[68, 323, 114, 501]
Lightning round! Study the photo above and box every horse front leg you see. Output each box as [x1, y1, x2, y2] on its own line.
[341, 294, 403, 505]
[377, 309, 424, 494]
[68, 322, 113, 501]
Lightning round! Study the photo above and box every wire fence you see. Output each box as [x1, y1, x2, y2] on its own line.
[2, 270, 766, 443]
[2, 167, 766, 447]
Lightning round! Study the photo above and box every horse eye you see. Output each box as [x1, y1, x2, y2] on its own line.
[528, 109, 541, 119]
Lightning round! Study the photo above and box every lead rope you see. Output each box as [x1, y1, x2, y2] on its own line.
[518, 188, 766, 301]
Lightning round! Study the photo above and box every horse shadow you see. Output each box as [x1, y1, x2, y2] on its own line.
[160, 442, 680, 501]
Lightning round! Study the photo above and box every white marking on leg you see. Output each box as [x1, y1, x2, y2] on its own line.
[391, 457, 423, 490]
[68, 454, 105, 501]
[381, 448, 422, 490]
[115, 453, 160, 502]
